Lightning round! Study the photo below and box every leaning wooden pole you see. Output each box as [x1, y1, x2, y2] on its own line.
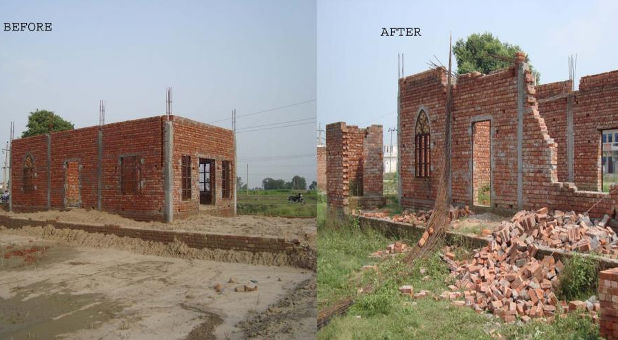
[405, 34, 454, 264]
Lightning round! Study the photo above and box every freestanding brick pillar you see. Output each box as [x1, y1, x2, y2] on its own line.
[600, 267, 618, 339]
[326, 122, 385, 217]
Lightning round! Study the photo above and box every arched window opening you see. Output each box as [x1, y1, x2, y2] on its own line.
[415, 111, 430, 178]
[23, 154, 34, 192]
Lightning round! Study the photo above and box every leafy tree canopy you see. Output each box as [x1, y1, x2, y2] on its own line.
[453, 32, 540, 83]
[22, 109, 74, 138]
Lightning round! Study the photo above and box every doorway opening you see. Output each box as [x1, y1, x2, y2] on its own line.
[472, 121, 491, 207]
[602, 129, 618, 192]
[199, 158, 215, 205]
[65, 160, 81, 207]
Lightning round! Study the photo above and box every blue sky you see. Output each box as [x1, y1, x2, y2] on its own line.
[0, 0, 316, 187]
[317, 0, 618, 146]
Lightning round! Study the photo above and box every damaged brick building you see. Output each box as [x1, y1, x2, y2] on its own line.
[10, 115, 235, 221]
[397, 52, 618, 217]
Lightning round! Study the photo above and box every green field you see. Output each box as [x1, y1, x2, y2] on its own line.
[317, 217, 600, 339]
[237, 189, 317, 217]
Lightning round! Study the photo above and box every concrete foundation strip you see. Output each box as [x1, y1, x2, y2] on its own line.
[0, 215, 315, 270]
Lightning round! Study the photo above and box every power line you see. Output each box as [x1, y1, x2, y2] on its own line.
[238, 153, 315, 162]
[236, 120, 315, 134]
[209, 99, 315, 124]
[236, 116, 314, 132]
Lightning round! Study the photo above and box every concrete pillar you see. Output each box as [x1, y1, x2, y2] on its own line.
[163, 120, 174, 222]
[567, 95, 574, 182]
[8, 139, 12, 212]
[97, 128, 103, 210]
[46, 134, 51, 210]
[517, 62, 526, 210]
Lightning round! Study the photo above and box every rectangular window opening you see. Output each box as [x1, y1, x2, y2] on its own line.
[602, 130, 618, 192]
[182, 155, 192, 200]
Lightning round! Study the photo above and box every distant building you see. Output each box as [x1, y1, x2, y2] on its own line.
[383, 145, 397, 173]
[602, 129, 618, 174]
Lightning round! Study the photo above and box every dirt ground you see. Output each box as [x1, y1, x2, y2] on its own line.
[0, 209, 316, 248]
[0, 231, 316, 339]
[451, 212, 505, 235]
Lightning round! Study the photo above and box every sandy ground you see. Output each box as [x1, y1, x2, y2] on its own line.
[1, 209, 316, 248]
[452, 212, 505, 235]
[0, 231, 316, 339]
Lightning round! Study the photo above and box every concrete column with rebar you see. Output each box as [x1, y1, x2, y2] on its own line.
[163, 120, 174, 222]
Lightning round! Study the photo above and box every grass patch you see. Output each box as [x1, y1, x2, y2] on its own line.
[556, 254, 599, 301]
[476, 184, 490, 206]
[317, 219, 600, 339]
[383, 195, 402, 216]
[317, 220, 392, 310]
[237, 189, 317, 217]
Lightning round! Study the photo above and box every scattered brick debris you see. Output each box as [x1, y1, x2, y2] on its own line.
[359, 205, 472, 225]
[435, 208, 606, 322]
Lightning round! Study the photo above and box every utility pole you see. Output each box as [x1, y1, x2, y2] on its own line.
[317, 122, 325, 146]
[2, 141, 9, 193]
[8, 121, 14, 211]
[233, 109, 237, 215]
[388, 128, 397, 173]
[246, 163, 249, 195]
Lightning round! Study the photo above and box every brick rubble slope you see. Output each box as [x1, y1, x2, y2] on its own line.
[371, 207, 618, 323]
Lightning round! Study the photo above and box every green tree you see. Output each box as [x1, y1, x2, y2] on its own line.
[453, 33, 540, 83]
[309, 180, 317, 191]
[22, 109, 74, 138]
[290, 175, 307, 190]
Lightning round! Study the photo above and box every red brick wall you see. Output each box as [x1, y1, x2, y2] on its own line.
[326, 122, 346, 208]
[11, 115, 235, 221]
[172, 116, 235, 217]
[472, 121, 490, 205]
[49, 126, 99, 209]
[399, 68, 448, 209]
[362, 125, 383, 196]
[571, 71, 618, 191]
[399, 55, 618, 217]
[11, 134, 49, 211]
[599, 267, 618, 339]
[101, 117, 166, 220]
[317, 146, 326, 192]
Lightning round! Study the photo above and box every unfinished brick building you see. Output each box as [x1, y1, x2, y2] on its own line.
[10, 115, 235, 221]
[397, 52, 618, 217]
[326, 122, 385, 213]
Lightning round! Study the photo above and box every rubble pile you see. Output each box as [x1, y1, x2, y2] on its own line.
[360, 205, 472, 225]
[370, 241, 409, 257]
[496, 208, 618, 257]
[434, 207, 609, 323]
